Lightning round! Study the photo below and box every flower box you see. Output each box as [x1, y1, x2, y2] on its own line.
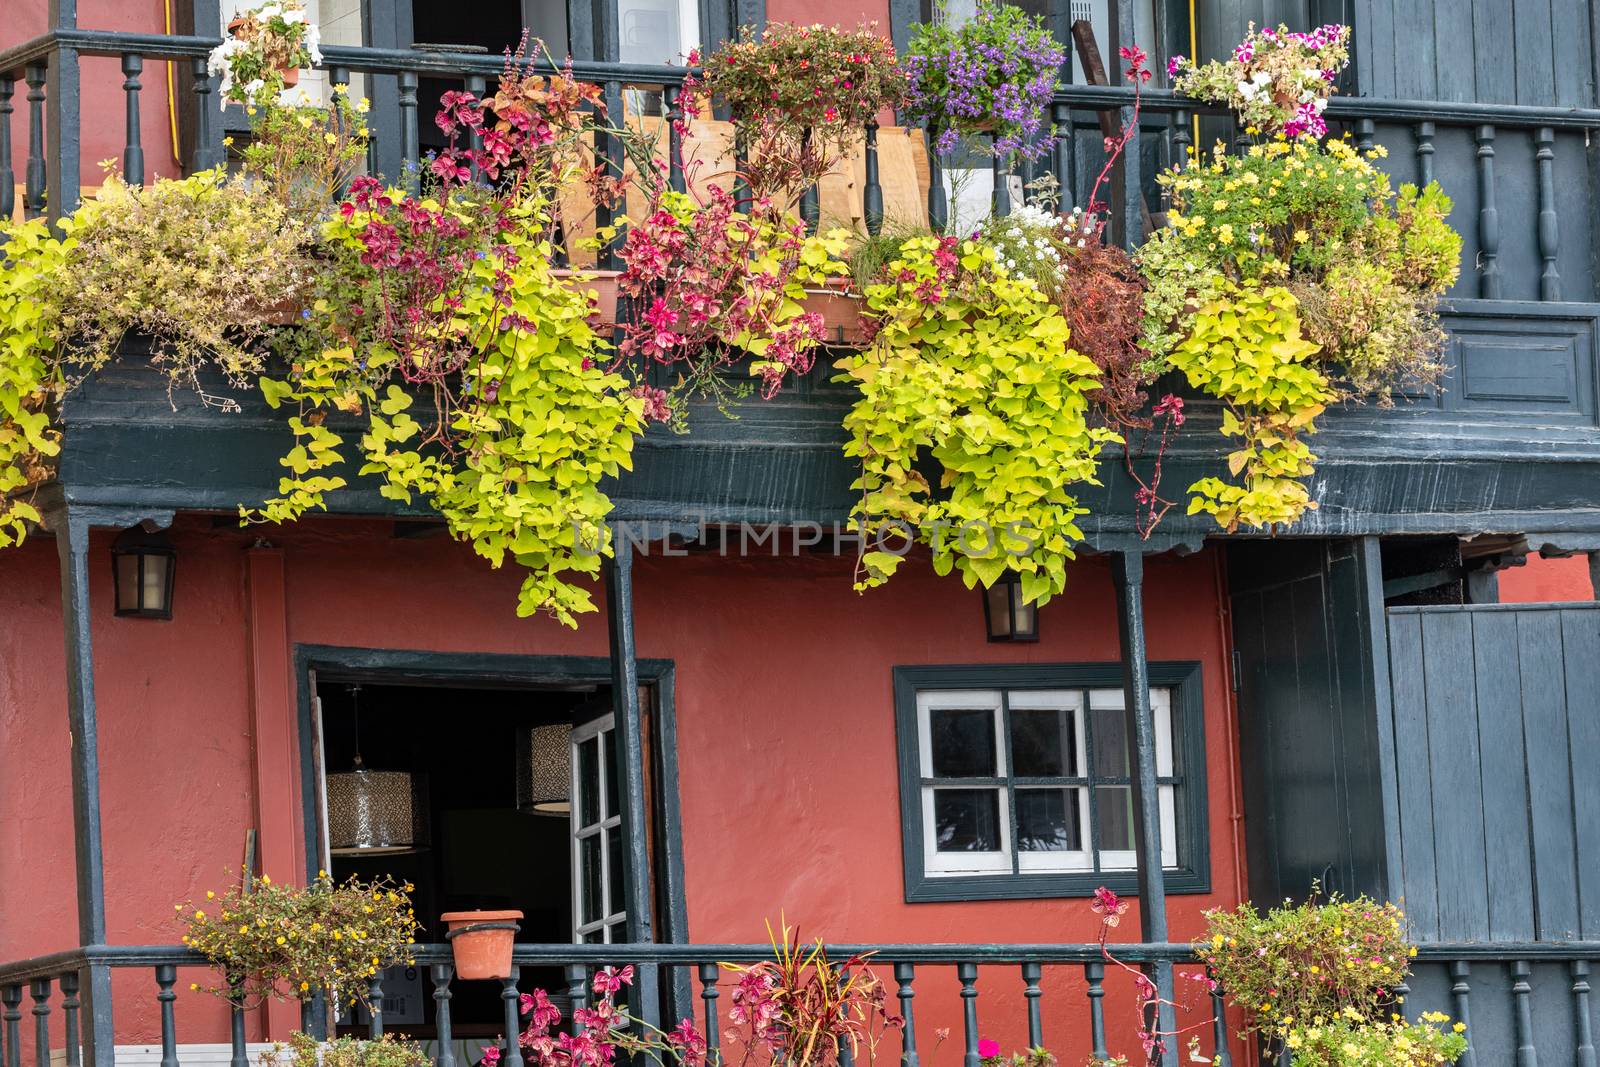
[802, 279, 867, 345]
[552, 268, 623, 326]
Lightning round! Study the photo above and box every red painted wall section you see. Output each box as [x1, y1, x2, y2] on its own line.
[2, 1, 184, 195]
[1, 518, 1245, 1061]
[1498, 554, 1596, 602]
[764, 0, 891, 31]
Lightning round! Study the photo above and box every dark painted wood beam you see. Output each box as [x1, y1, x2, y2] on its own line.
[1110, 550, 1177, 1062]
[605, 534, 659, 1028]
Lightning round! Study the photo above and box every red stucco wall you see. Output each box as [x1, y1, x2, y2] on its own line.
[0, 517, 1245, 1060]
[1498, 554, 1596, 602]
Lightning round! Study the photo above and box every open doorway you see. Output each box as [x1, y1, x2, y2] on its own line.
[300, 656, 683, 1045]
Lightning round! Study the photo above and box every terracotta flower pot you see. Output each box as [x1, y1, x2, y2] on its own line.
[553, 269, 623, 325]
[801, 278, 867, 345]
[226, 16, 302, 88]
[441, 910, 522, 980]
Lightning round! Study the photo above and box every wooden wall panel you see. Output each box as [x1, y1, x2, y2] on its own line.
[1351, 0, 1594, 107]
[1385, 603, 1600, 942]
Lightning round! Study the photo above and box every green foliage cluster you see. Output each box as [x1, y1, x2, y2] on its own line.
[1141, 136, 1459, 529]
[1280, 1015, 1468, 1067]
[0, 218, 70, 546]
[1199, 894, 1467, 1065]
[266, 1033, 432, 1067]
[248, 198, 644, 627]
[178, 870, 418, 1008]
[1168, 286, 1331, 531]
[839, 236, 1116, 604]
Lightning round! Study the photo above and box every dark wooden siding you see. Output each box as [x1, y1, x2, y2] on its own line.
[1385, 602, 1600, 942]
[1351, 0, 1598, 107]
[1227, 538, 1397, 906]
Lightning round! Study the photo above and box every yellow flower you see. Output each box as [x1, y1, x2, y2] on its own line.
[194, 909, 206, 920]
[1293, 230, 1309, 243]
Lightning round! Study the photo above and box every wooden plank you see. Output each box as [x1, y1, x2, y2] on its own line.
[1394, 0, 1439, 101]
[1468, 610, 1537, 942]
[1559, 608, 1600, 938]
[1387, 611, 1441, 941]
[1419, 610, 1492, 940]
[1362, 0, 1398, 100]
[1511, 0, 1558, 105]
[1432, 0, 1478, 103]
[1550, 0, 1596, 107]
[1515, 608, 1582, 939]
[1472, 0, 1516, 105]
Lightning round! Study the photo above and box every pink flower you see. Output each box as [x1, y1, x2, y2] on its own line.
[1091, 886, 1129, 927]
[591, 965, 635, 996]
[978, 1040, 1002, 1059]
[478, 1046, 501, 1067]
[666, 1019, 709, 1067]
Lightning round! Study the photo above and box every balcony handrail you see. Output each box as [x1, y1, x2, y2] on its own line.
[8, 27, 1600, 131]
[6, 937, 1600, 985]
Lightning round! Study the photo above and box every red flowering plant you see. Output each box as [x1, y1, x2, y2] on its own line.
[474, 965, 711, 1067]
[1092, 887, 1218, 1066]
[720, 920, 902, 1067]
[689, 22, 906, 204]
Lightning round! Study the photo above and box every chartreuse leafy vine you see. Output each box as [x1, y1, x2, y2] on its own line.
[245, 194, 644, 627]
[1168, 285, 1330, 531]
[0, 219, 70, 546]
[839, 236, 1116, 605]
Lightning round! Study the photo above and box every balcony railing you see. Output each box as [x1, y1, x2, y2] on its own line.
[4, 26, 1600, 300]
[1, 941, 1598, 1067]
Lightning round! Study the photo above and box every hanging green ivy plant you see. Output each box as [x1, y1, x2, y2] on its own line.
[839, 236, 1116, 604]
[1166, 285, 1332, 532]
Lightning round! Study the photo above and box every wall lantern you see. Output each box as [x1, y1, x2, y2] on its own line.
[516, 723, 571, 816]
[111, 525, 176, 619]
[983, 573, 1038, 642]
[327, 686, 430, 856]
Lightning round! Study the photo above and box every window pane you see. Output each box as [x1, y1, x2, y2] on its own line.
[618, 0, 692, 65]
[578, 736, 600, 826]
[1091, 705, 1130, 778]
[1017, 788, 1081, 851]
[603, 728, 619, 820]
[606, 826, 625, 919]
[931, 708, 997, 778]
[581, 833, 603, 925]
[933, 788, 1002, 852]
[1095, 785, 1134, 851]
[1011, 707, 1072, 777]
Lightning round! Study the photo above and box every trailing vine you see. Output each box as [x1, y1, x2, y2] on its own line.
[1167, 285, 1331, 531]
[839, 236, 1116, 604]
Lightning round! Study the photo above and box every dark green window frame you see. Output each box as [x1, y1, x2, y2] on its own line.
[893, 661, 1211, 902]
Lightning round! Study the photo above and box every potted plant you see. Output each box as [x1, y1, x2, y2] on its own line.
[902, 0, 1064, 163]
[1198, 894, 1468, 1065]
[212, 1, 323, 101]
[178, 870, 417, 1007]
[1139, 25, 1460, 532]
[441, 910, 524, 980]
[691, 22, 905, 205]
[1168, 22, 1350, 139]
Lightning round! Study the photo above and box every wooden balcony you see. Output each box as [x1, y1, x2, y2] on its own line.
[4, 29, 1600, 547]
[2, 939, 1598, 1067]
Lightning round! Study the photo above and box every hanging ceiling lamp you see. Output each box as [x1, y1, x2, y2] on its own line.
[516, 723, 572, 816]
[327, 685, 430, 856]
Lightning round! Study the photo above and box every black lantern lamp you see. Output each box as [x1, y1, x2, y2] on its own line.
[327, 686, 430, 856]
[983, 572, 1038, 642]
[111, 525, 176, 619]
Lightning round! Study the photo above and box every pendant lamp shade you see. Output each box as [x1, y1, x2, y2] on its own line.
[327, 685, 429, 855]
[517, 723, 572, 815]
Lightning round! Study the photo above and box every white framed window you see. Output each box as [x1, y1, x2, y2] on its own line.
[571, 715, 628, 944]
[895, 663, 1208, 901]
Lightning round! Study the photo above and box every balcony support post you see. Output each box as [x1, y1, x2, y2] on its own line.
[50, 504, 143, 1067]
[1110, 549, 1176, 1064]
[605, 533, 660, 1030]
[46, 0, 81, 220]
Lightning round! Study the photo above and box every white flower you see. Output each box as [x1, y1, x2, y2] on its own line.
[304, 22, 323, 65]
[1252, 71, 1272, 86]
[1236, 79, 1258, 100]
